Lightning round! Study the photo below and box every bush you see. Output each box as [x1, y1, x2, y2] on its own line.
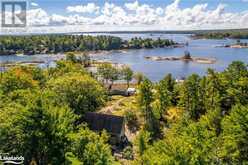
[122, 146, 134, 160]
[124, 110, 139, 132]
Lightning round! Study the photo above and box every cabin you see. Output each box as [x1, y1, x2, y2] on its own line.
[84, 112, 126, 145]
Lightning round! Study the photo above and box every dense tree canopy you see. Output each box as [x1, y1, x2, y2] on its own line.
[0, 59, 247, 164]
[0, 61, 114, 165]
[0, 35, 175, 55]
[134, 61, 248, 164]
[0, 91, 76, 164]
[48, 72, 106, 115]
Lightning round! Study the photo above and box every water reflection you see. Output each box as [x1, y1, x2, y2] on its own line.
[0, 33, 247, 81]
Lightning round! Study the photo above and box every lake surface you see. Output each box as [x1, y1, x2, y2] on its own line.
[1, 33, 248, 81]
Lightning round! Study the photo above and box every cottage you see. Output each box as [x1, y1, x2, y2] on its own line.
[84, 112, 126, 145]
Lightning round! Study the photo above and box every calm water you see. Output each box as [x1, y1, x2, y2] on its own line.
[0, 33, 248, 81]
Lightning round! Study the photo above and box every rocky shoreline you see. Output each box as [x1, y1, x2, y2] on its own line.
[145, 56, 217, 64]
[215, 44, 248, 49]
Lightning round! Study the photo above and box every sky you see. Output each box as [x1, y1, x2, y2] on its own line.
[2, 0, 248, 33]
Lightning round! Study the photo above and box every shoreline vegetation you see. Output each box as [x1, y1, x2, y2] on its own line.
[0, 50, 128, 68]
[0, 55, 247, 164]
[145, 51, 217, 64]
[0, 35, 177, 56]
[192, 31, 248, 39]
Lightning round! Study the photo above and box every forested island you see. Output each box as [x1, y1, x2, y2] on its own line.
[0, 53, 247, 164]
[0, 35, 176, 55]
[193, 31, 248, 39]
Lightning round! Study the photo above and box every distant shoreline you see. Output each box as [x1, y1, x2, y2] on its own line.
[1, 28, 248, 36]
[0, 35, 176, 56]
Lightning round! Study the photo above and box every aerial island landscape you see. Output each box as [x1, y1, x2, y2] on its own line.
[0, 0, 248, 165]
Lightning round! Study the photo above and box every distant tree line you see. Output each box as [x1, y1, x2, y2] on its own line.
[193, 31, 248, 39]
[0, 35, 175, 55]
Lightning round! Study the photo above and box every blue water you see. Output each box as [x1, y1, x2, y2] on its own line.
[1, 33, 248, 81]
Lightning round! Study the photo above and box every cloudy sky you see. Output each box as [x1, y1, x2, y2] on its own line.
[2, 0, 248, 33]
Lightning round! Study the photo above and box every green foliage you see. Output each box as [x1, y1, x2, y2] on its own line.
[223, 61, 248, 106]
[0, 35, 175, 55]
[140, 109, 221, 165]
[134, 61, 247, 164]
[180, 74, 205, 120]
[156, 74, 176, 118]
[138, 79, 153, 129]
[98, 64, 134, 90]
[0, 35, 122, 55]
[138, 78, 154, 111]
[124, 110, 139, 132]
[220, 105, 248, 164]
[127, 37, 175, 49]
[134, 72, 144, 85]
[205, 69, 222, 110]
[66, 52, 79, 63]
[0, 59, 114, 164]
[48, 60, 87, 78]
[0, 67, 39, 94]
[69, 128, 114, 165]
[138, 78, 161, 137]
[48, 72, 106, 115]
[122, 146, 134, 160]
[0, 92, 77, 164]
[79, 52, 91, 67]
[194, 31, 248, 39]
[97, 63, 120, 90]
[0, 58, 247, 164]
[121, 66, 133, 88]
[135, 131, 151, 156]
[65, 152, 82, 165]
[65, 52, 91, 67]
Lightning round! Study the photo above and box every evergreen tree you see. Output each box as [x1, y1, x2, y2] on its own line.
[156, 74, 175, 119]
[220, 105, 248, 164]
[180, 74, 204, 120]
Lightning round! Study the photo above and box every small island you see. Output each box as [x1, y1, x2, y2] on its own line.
[145, 51, 217, 64]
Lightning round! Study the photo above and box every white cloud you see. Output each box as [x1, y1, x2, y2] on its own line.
[27, 8, 50, 26]
[67, 3, 100, 14]
[3, 0, 248, 34]
[125, 1, 139, 11]
[31, 2, 39, 7]
[156, 7, 164, 16]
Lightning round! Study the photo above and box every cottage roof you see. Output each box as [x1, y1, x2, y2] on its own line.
[84, 112, 124, 135]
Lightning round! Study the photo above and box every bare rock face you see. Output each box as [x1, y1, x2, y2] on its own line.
[144, 51, 217, 64]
